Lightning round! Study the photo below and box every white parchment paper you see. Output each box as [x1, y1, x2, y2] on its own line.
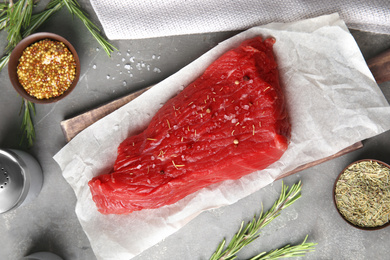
[54, 14, 390, 260]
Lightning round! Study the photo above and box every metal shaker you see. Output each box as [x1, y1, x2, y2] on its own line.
[0, 149, 43, 214]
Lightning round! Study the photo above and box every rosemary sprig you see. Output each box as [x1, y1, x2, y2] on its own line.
[19, 98, 35, 147]
[210, 181, 316, 260]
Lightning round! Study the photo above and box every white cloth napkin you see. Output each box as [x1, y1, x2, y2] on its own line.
[54, 14, 390, 260]
[89, 0, 390, 40]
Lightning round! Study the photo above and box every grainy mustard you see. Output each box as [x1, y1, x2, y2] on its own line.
[17, 39, 76, 99]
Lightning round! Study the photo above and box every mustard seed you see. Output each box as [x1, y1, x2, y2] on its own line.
[17, 39, 76, 99]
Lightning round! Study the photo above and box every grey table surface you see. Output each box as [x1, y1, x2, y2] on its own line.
[1, 1, 390, 260]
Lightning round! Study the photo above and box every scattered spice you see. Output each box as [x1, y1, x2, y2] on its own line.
[17, 39, 76, 99]
[334, 160, 390, 228]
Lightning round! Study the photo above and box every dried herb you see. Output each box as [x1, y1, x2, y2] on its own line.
[335, 160, 390, 228]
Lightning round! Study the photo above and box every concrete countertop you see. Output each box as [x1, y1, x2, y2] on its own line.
[1, 1, 390, 259]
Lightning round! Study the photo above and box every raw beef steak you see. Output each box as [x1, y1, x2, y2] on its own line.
[88, 36, 291, 214]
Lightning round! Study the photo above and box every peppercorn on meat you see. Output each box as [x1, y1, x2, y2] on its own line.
[88, 36, 291, 214]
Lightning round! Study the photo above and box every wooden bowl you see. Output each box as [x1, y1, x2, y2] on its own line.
[333, 159, 390, 231]
[8, 32, 80, 104]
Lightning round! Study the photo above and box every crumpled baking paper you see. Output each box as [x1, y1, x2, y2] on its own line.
[89, 0, 390, 40]
[54, 14, 390, 260]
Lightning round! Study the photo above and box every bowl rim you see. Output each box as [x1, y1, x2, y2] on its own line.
[8, 32, 80, 104]
[333, 158, 390, 231]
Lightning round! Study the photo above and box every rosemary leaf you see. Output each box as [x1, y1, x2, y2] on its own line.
[0, 3, 8, 11]
[249, 235, 317, 260]
[209, 181, 310, 260]
[0, 8, 7, 30]
[21, 0, 33, 28]
[0, 52, 11, 71]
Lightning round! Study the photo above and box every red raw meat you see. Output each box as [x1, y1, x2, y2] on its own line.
[88, 36, 291, 214]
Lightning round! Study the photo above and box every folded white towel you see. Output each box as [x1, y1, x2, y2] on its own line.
[89, 0, 390, 40]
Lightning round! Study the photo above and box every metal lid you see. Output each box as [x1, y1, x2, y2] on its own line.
[0, 149, 27, 213]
